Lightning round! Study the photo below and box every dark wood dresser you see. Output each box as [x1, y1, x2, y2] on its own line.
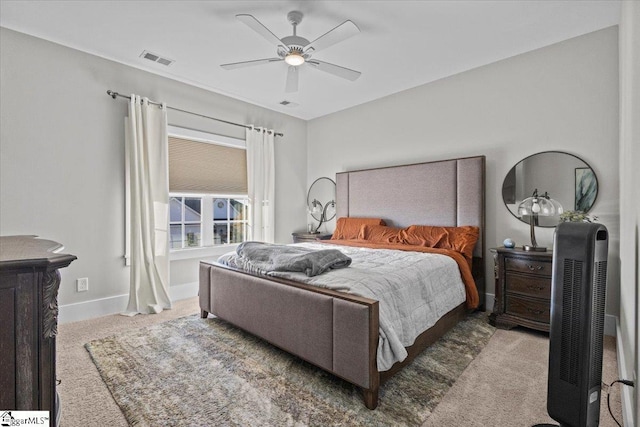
[0, 236, 76, 425]
[489, 247, 553, 332]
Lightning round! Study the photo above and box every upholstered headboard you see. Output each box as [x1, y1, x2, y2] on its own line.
[335, 156, 486, 258]
[336, 155, 486, 309]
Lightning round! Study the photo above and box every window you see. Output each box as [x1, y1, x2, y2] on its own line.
[213, 197, 249, 244]
[170, 196, 202, 249]
[167, 126, 249, 251]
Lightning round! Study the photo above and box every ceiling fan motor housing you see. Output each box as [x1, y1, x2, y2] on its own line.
[281, 37, 310, 55]
[287, 11, 303, 26]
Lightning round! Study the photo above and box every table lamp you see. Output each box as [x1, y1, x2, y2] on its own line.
[310, 199, 335, 233]
[517, 189, 563, 251]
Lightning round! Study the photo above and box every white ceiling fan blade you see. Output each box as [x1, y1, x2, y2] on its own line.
[303, 20, 360, 54]
[236, 14, 285, 49]
[307, 60, 361, 81]
[285, 66, 299, 93]
[221, 58, 282, 70]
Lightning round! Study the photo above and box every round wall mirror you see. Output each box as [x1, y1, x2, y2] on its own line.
[307, 177, 336, 223]
[502, 151, 598, 227]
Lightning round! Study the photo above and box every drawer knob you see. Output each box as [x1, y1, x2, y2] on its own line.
[527, 265, 544, 271]
[527, 308, 544, 315]
[527, 285, 545, 291]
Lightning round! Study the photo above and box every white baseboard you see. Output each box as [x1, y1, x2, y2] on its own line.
[616, 317, 635, 427]
[605, 314, 618, 337]
[169, 281, 199, 302]
[485, 293, 495, 312]
[58, 293, 129, 324]
[58, 281, 199, 324]
[483, 293, 617, 337]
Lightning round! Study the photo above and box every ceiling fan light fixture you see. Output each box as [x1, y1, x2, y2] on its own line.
[284, 52, 305, 66]
[225, 11, 361, 92]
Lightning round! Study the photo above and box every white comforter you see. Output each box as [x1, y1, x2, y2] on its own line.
[218, 242, 466, 371]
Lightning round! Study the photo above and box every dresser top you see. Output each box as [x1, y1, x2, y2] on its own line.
[0, 235, 77, 269]
[492, 246, 553, 258]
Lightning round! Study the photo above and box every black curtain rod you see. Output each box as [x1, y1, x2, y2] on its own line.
[106, 90, 283, 137]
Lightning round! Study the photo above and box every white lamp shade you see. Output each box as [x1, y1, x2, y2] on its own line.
[518, 196, 559, 217]
[551, 198, 564, 214]
[517, 190, 563, 252]
[325, 201, 336, 215]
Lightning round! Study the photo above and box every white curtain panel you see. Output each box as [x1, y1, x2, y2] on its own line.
[246, 127, 275, 243]
[123, 95, 172, 315]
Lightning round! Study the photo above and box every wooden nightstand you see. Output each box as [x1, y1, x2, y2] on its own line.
[292, 232, 332, 243]
[489, 247, 553, 332]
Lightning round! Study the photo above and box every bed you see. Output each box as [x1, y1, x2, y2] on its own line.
[199, 155, 486, 409]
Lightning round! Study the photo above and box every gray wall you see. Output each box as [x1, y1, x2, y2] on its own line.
[619, 2, 640, 423]
[0, 28, 308, 309]
[307, 27, 620, 317]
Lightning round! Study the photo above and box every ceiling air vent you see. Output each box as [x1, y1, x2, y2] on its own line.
[140, 50, 174, 66]
[279, 100, 299, 107]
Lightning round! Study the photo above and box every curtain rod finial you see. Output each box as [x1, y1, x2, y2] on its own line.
[107, 90, 118, 99]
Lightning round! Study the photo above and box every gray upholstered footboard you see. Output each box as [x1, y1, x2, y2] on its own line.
[197, 156, 483, 410]
[199, 261, 380, 408]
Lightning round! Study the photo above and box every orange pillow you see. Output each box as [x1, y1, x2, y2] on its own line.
[358, 224, 404, 244]
[331, 217, 386, 240]
[402, 225, 480, 265]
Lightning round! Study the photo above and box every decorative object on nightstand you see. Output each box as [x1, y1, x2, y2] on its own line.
[517, 189, 562, 252]
[559, 210, 598, 223]
[502, 238, 515, 248]
[489, 247, 552, 332]
[292, 232, 332, 243]
[306, 177, 336, 233]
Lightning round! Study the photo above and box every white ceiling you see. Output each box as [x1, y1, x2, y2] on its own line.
[0, 1, 621, 120]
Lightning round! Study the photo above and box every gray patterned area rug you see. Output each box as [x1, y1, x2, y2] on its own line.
[85, 312, 495, 427]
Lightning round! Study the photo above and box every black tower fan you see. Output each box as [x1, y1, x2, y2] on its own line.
[535, 222, 609, 427]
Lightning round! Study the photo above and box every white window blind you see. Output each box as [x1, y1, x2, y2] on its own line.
[168, 136, 248, 194]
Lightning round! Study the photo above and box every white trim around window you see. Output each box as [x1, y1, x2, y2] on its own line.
[167, 125, 245, 149]
[169, 243, 240, 261]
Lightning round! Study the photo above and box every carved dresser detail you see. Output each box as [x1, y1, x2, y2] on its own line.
[0, 235, 76, 426]
[489, 247, 553, 332]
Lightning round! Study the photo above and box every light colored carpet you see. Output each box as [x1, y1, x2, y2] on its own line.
[57, 297, 623, 426]
[84, 312, 494, 426]
[424, 327, 622, 427]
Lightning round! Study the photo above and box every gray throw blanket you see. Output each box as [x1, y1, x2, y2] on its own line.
[234, 242, 352, 277]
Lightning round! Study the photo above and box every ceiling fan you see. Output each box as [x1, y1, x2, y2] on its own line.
[221, 11, 361, 93]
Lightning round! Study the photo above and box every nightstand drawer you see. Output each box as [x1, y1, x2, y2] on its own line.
[505, 295, 550, 324]
[505, 257, 552, 277]
[505, 274, 551, 299]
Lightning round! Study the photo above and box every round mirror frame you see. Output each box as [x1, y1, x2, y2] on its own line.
[307, 177, 337, 222]
[502, 151, 598, 228]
